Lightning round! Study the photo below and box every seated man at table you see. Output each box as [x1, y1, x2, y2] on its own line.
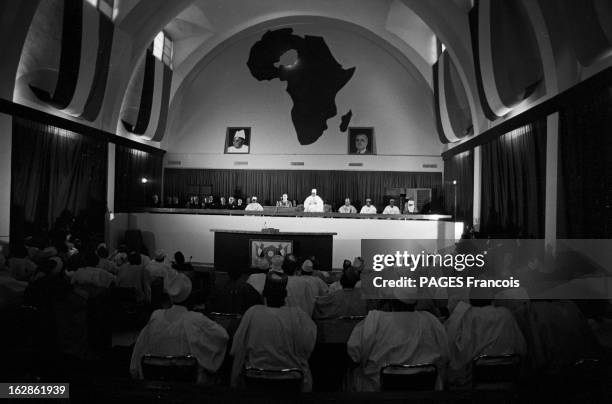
[278, 193, 293, 207]
[130, 273, 229, 383]
[382, 198, 401, 215]
[303, 188, 324, 213]
[445, 288, 526, 388]
[231, 271, 317, 391]
[244, 196, 264, 211]
[313, 266, 366, 320]
[345, 287, 449, 392]
[338, 198, 357, 214]
[359, 198, 377, 214]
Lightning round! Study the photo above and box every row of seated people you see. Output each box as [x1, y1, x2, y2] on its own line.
[161, 194, 422, 215]
[0, 242, 605, 393]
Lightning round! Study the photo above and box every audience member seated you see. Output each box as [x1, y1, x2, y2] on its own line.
[445, 289, 526, 388]
[513, 300, 602, 371]
[145, 249, 174, 280]
[246, 254, 273, 294]
[95, 244, 117, 274]
[230, 271, 316, 391]
[330, 257, 363, 292]
[313, 266, 367, 320]
[300, 259, 329, 297]
[345, 287, 449, 391]
[208, 266, 262, 315]
[172, 251, 194, 272]
[7, 244, 37, 282]
[68, 251, 116, 292]
[283, 255, 317, 316]
[130, 273, 229, 383]
[117, 251, 152, 303]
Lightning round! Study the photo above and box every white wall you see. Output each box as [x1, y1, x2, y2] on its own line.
[110, 212, 462, 267]
[164, 23, 442, 172]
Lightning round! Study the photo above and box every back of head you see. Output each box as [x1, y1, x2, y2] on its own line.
[282, 254, 299, 276]
[96, 244, 109, 259]
[154, 249, 166, 262]
[301, 259, 314, 275]
[174, 251, 185, 264]
[340, 266, 360, 289]
[166, 272, 193, 304]
[263, 271, 288, 307]
[342, 259, 352, 271]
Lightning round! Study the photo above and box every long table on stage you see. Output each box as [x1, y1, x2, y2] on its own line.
[108, 208, 462, 268]
[211, 229, 336, 270]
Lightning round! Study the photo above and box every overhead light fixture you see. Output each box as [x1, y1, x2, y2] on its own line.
[141, 178, 149, 184]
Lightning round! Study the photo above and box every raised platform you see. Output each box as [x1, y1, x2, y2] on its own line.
[108, 211, 463, 268]
[130, 207, 453, 221]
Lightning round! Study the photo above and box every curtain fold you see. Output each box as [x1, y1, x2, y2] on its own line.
[114, 145, 163, 211]
[557, 86, 612, 238]
[11, 117, 107, 240]
[443, 150, 474, 226]
[481, 120, 547, 238]
[163, 169, 442, 209]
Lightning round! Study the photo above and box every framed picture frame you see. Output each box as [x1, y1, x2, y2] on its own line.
[250, 239, 293, 268]
[225, 127, 251, 154]
[348, 127, 375, 155]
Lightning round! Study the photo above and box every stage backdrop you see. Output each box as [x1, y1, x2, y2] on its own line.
[164, 168, 442, 210]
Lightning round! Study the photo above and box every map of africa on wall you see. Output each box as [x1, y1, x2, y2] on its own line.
[247, 28, 355, 145]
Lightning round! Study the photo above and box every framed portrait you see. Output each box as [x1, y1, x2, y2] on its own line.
[348, 127, 375, 155]
[250, 239, 293, 268]
[225, 127, 251, 154]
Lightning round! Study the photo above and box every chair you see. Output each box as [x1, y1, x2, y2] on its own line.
[380, 363, 438, 391]
[243, 367, 303, 392]
[141, 355, 198, 382]
[472, 354, 521, 390]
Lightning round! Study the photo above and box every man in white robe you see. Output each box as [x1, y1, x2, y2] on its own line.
[346, 288, 449, 391]
[382, 198, 401, 215]
[130, 273, 229, 383]
[303, 189, 324, 213]
[445, 291, 526, 387]
[231, 271, 317, 391]
[299, 259, 329, 297]
[338, 198, 357, 214]
[244, 196, 264, 211]
[145, 249, 174, 280]
[359, 198, 377, 214]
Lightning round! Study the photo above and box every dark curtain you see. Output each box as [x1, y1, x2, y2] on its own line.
[114, 145, 163, 211]
[481, 120, 547, 238]
[557, 86, 612, 238]
[164, 169, 442, 210]
[443, 150, 474, 226]
[11, 117, 107, 240]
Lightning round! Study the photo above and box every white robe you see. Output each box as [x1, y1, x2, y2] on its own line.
[346, 310, 449, 392]
[244, 202, 263, 211]
[445, 302, 526, 387]
[382, 205, 401, 215]
[303, 195, 324, 212]
[301, 275, 329, 297]
[130, 305, 229, 380]
[286, 276, 317, 316]
[359, 205, 377, 214]
[230, 305, 316, 391]
[313, 288, 367, 320]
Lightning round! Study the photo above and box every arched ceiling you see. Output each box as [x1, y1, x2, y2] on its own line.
[121, 0, 448, 100]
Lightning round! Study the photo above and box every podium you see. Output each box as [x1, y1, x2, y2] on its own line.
[211, 229, 336, 271]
